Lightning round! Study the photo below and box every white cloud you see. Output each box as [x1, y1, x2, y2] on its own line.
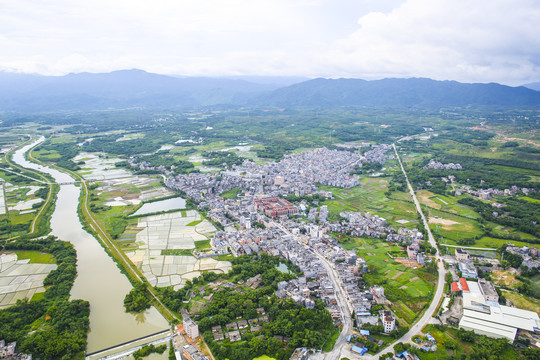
[325, 0, 540, 84]
[0, 0, 538, 84]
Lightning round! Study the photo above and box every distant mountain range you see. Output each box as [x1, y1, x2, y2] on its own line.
[257, 77, 540, 108]
[0, 69, 538, 111]
[523, 82, 540, 91]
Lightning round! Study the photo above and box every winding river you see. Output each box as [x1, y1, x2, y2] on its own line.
[12, 137, 169, 354]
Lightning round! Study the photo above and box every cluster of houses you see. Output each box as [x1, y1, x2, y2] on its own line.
[161, 143, 417, 357]
[211, 210, 407, 335]
[362, 144, 394, 164]
[506, 246, 540, 270]
[211, 308, 269, 342]
[127, 157, 176, 176]
[423, 159, 462, 170]
[0, 340, 31, 360]
[455, 184, 536, 199]
[165, 145, 395, 204]
[452, 248, 505, 279]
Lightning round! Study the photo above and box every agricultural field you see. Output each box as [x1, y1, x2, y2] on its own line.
[0, 251, 57, 308]
[416, 190, 540, 251]
[0, 169, 48, 238]
[125, 210, 230, 289]
[11, 250, 55, 264]
[354, 238, 436, 326]
[319, 176, 419, 229]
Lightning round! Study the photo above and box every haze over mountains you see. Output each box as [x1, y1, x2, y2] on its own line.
[0, 69, 539, 112]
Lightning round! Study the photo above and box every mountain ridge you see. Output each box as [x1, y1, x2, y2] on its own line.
[256, 77, 540, 108]
[0, 70, 538, 111]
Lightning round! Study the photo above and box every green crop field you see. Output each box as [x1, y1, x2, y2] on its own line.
[354, 238, 435, 325]
[319, 176, 419, 229]
[194, 239, 211, 250]
[11, 250, 55, 264]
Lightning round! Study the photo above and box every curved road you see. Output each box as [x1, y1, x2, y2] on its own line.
[4, 137, 55, 238]
[275, 144, 446, 360]
[371, 144, 446, 359]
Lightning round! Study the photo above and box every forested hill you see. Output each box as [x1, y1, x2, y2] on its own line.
[1, 70, 540, 111]
[256, 77, 540, 108]
[0, 69, 278, 111]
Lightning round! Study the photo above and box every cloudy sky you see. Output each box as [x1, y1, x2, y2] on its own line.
[0, 0, 538, 85]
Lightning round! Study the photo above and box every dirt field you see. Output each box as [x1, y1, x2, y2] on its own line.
[491, 269, 519, 287]
[428, 217, 459, 226]
[418, 191, 441, 209]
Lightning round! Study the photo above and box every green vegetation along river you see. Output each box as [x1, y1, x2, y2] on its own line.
[12, 137, 169, 354]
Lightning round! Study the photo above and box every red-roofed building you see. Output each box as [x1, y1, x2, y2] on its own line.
[459, 278, 470, 292]
[255, 197, 298, 218]
[451, 282, 460, 292]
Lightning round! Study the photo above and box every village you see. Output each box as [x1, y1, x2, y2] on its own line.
[163, 144, 433, 359]
[163, 144, 540, 360]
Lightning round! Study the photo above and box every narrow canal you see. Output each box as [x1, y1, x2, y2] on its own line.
[12, 137, 169, 354]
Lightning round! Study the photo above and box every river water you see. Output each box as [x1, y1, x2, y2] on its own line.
[12, 137, 169, 354]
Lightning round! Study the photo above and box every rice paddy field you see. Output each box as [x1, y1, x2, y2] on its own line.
[125, 210, 231, 290]
[0, 171, 47, 238]
[0, 252, 57, 308]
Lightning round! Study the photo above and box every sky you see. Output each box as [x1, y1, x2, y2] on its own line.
[0, 0, 539, 85]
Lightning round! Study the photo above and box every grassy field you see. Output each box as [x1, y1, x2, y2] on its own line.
[321, 327, 341, 352]
[186, 219, 203, 226]
[32, 148, 62, 160]
[319, 177, 419, 229]
[194, 239, 211, 250]
[10, 250, 55, 264]
[427, 208, 484, 243]
[414, 190, 540, 249]
[92, 204, 137, 239]
[475, 236, 540, 250]
[419, 325, 471, 359]
[501, 290, 540, 313]
[162, 249, 192, 256]
[253, 356, 276, 360]
[220, 188, 243, 199]
[354, 238, 435, 325]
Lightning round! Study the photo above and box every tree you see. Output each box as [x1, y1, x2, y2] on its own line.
[124, 283, 151, 313]
[393, 342, 405, 354]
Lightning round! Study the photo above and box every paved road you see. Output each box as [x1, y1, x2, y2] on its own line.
[275, 143, 447, 360]
[370, 144, 446, 359]
[440, 244, 497, 251]
[4, 137, 55, 238]
[271, 222, 353, 360]
[314, 250, 353, 360]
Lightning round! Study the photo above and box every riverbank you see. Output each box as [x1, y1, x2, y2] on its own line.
[12, 136, 170, 354]
[3, 136, 57, 239]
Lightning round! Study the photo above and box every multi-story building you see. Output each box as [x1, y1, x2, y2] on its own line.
[182, 344, 208, 360]
[255, 197, 298, 218]
[184, 318, 199, 339]
[380, 310, 396, 333]
[478, 279, 499, 303]
[455, 248, 470, 261]
[458, 261, 478, 279]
